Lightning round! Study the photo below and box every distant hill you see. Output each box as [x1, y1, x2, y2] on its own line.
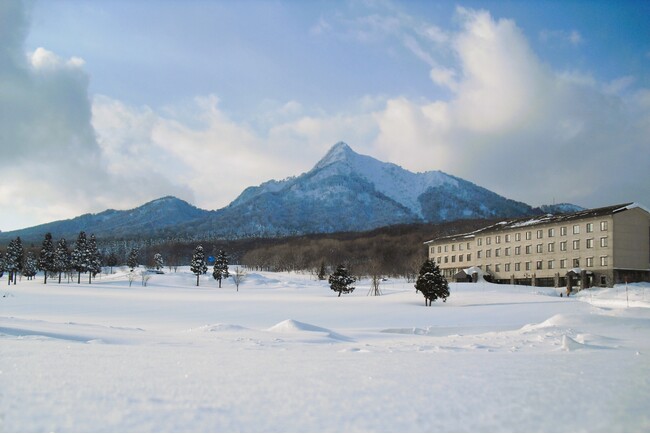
[0, 142, 582, 242]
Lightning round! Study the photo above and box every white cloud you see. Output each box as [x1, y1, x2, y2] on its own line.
[539, 29, 584, 46]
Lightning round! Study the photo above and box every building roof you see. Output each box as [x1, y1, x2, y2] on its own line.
[425, 202, 647, 244]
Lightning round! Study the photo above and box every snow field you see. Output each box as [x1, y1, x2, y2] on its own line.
[1, 268, 649, 432]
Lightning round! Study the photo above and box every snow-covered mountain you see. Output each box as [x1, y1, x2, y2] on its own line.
[187, 142, 537, 238]
[1, 142, 581, 241]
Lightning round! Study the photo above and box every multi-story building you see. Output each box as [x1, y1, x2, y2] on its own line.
[424, 203, 650, 288]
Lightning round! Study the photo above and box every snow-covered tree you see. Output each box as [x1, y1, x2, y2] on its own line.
[38, 232, 55, 284]
[5, 237, 23, 285]
[22, 252, 38, 280]
[71, 232, 88, 284]
[415, 259, 449, 306]
[212, 249, 229, 288]
[106, 251, 118, 274]
[191, 245, 208, 286]
[127, 248, 139, 272]
[153, 253, 164, 271]
[231, 266, 246, 291]
[53, 238, 70, 283]
[87, 234, 102, 283]
[0, 252, 4, 279]
[328, 264, 356, 297]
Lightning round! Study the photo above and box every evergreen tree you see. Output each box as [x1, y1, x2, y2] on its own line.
[127, 248, 139, 272]
[38, 232, 55, 284]
[153, 253, 164, 271]
[317, 261, 327, 280]
[0, 252, 4, 279]
[106, 251, 118, 274]
[328, 264, 356, 297]
[212, 249, 229, 288]
[53, 238, 70, 283]
[87, 234, 102, 283]
[23, 252, 38, 280]
[5, 237, 23, 285]
[191, 245, 208, 286]
[71, 232, 88, 284]
[415, 259, 449, 306]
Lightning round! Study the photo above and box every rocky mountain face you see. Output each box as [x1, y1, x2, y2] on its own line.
[0, 142, 582, 241]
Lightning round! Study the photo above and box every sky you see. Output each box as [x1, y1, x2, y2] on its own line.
[1, 0, 649, 231]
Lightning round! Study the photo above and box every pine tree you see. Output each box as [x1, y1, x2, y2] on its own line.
[0, 252, 4, 279]
[212, 249, 229, 288]
[39, 232, 55, 284]
[106, 251, 118, 274]
[127, 248, 139, 272]
[5, 237, 23, 285]
[191, 245, 208, 286]
[328, 264, 356, 297]
[71, 232, 88, 284]
[153, 253, 164, 271]
[22, 252, 38, 280]
[317, 261, 327, 280]
[415, 259, 450, 306]
[86, 234, 102, 283]
[53, 238, 70, 283]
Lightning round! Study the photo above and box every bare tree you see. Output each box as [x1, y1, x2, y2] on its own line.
[231, 266, 246, 291]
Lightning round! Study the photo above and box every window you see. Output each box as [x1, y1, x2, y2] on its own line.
[477, 238, 482, 246]
[485, 265, 491, 272]
[586, 257, 594, 267]
[495, 235, 501, 244]
[430, 247, 435, 255]
[560, 259, 567, 268]
[573, 240, 580, 250]
[536, 244, 543, 253]
[505, 234, 511, 243]
[515, 246, 521, 255]
[586, 223, 593, 233]
[560, 241, 567, 251]
[505, 247, 511, 256]
[526, 231, 532, 240]
[444, 245, 448, 252]
[495, 264, 500, 272]
[444, 256, 449, 263]
[515, 263, 521, 271]
[573, 224, 580, 234]
[459, 254, 464, 262]
[458, 243, 463, 251]
[548, 260, 554, 269]
[537, 230, 543, 239]
[477, 250, 482, 259]
[467, 253, 472, 262]
[536, 260, 543, 270]
[451, 255, 456, 263]
[560, 227, 567, 236]
[467, 242, 471, 250]
[486, 249, 492, 258]
[505, 263, 511, 272]
[452, 244, 456, 252]
[600, 221, 608, 231]
[437, 257, 442, 264]
[600, 256, 608, 266]
[486, 237, 492, 245]
[495, 248, 501, 257]
[548, 242, 555, 253]
[586, 238, 594, 248]
[548, 228, 555, 237]
[600, 237, 608, 247]
[515, 233, 521, 241]
[525, 245, 532, 254]
[525, 262, 531, 271]
[437, 246, 442, 254]
[573, 258, 580, 268]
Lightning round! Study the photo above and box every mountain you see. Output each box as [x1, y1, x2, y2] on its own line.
[0, 143, 582, 242]
[177, 142, 539, 238]
[0, 196, 209, 242]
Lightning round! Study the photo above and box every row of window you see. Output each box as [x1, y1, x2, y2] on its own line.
[433, 220, 610, 254]
[459, 256, 609, 274]
[435, 237, 609, 263]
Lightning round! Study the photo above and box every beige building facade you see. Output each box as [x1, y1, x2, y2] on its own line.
[424, 203, 650, 288]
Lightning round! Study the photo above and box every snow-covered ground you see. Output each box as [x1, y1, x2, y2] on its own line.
[1, 268, 649, 432]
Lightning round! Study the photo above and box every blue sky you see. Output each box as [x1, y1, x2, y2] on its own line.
[1, 0, 649, 230]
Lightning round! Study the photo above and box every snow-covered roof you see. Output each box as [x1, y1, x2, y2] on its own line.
[425, 202, 648, 244]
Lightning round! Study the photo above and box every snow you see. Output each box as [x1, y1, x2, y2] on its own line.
[2, 268, 650, 432]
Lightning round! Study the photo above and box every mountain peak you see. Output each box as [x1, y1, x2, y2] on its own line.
[313, 142, 356, 170]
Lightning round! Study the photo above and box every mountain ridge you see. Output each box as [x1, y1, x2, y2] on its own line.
[0, 142, 583, 242]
